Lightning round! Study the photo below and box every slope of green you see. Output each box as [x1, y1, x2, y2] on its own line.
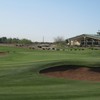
[0, 46, 100, 100]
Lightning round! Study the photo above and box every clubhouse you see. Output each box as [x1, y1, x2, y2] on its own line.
[67, 31, 100, 47]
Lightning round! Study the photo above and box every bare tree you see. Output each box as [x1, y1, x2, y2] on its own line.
[54, 36, 66, 48]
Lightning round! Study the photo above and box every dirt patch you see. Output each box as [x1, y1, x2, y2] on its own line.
[0, 52, 7, 55]
[40, 65, 100, 82]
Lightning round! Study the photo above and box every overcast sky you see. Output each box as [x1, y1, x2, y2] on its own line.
[0, 0, 100, 42]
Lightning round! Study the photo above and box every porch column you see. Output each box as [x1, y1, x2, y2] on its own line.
[84, 36, 86, 47]
[98, 41, 100, 47]
[69, 40, 71, 46]
[92, 39, 94, 47]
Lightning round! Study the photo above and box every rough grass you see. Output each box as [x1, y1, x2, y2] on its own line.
[0, 46, 100, 100]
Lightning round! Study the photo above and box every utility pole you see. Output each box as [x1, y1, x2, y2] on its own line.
[43, 36, 44, 43]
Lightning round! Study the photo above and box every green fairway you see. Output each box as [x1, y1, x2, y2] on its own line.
[0, 46, 100, 100]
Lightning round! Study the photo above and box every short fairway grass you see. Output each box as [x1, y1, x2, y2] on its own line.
[0, 46, 100, 100]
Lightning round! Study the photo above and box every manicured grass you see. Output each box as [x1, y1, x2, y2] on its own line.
[0, 46, 100, 100]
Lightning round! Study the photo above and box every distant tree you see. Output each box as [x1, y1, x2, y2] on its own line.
[54, 36, 66, 48]
[20, 39, 32, 44]
[0, 37, 33, 44]
[0, 37, 7, 43]
[12, 38, 19, 44]
[0, 38, 2, 43]
[7, 38, 12, 44]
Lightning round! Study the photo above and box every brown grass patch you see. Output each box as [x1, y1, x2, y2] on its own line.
[0, 52, 7, 55]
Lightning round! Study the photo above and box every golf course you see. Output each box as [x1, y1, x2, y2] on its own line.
[0, 46, 100, 100]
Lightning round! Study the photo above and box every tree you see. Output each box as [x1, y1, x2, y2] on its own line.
[54, 36, 66, 48]
[7, 38, 12, 44]
[12, 38, 19, 44]
[0, 37, 7, 43]
[0, 37, 33, 44]
[20, 39, 32, 44]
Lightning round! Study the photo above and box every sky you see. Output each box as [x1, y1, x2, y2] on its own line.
[0, 0, 100, 42]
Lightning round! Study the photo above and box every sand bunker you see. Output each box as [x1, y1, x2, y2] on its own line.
[40, 65, 100, 82]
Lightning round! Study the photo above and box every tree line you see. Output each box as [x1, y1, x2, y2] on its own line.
[0, 37, 33, 44]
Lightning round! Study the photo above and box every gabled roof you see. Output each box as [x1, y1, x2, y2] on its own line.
[68, 34, 100, 40]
